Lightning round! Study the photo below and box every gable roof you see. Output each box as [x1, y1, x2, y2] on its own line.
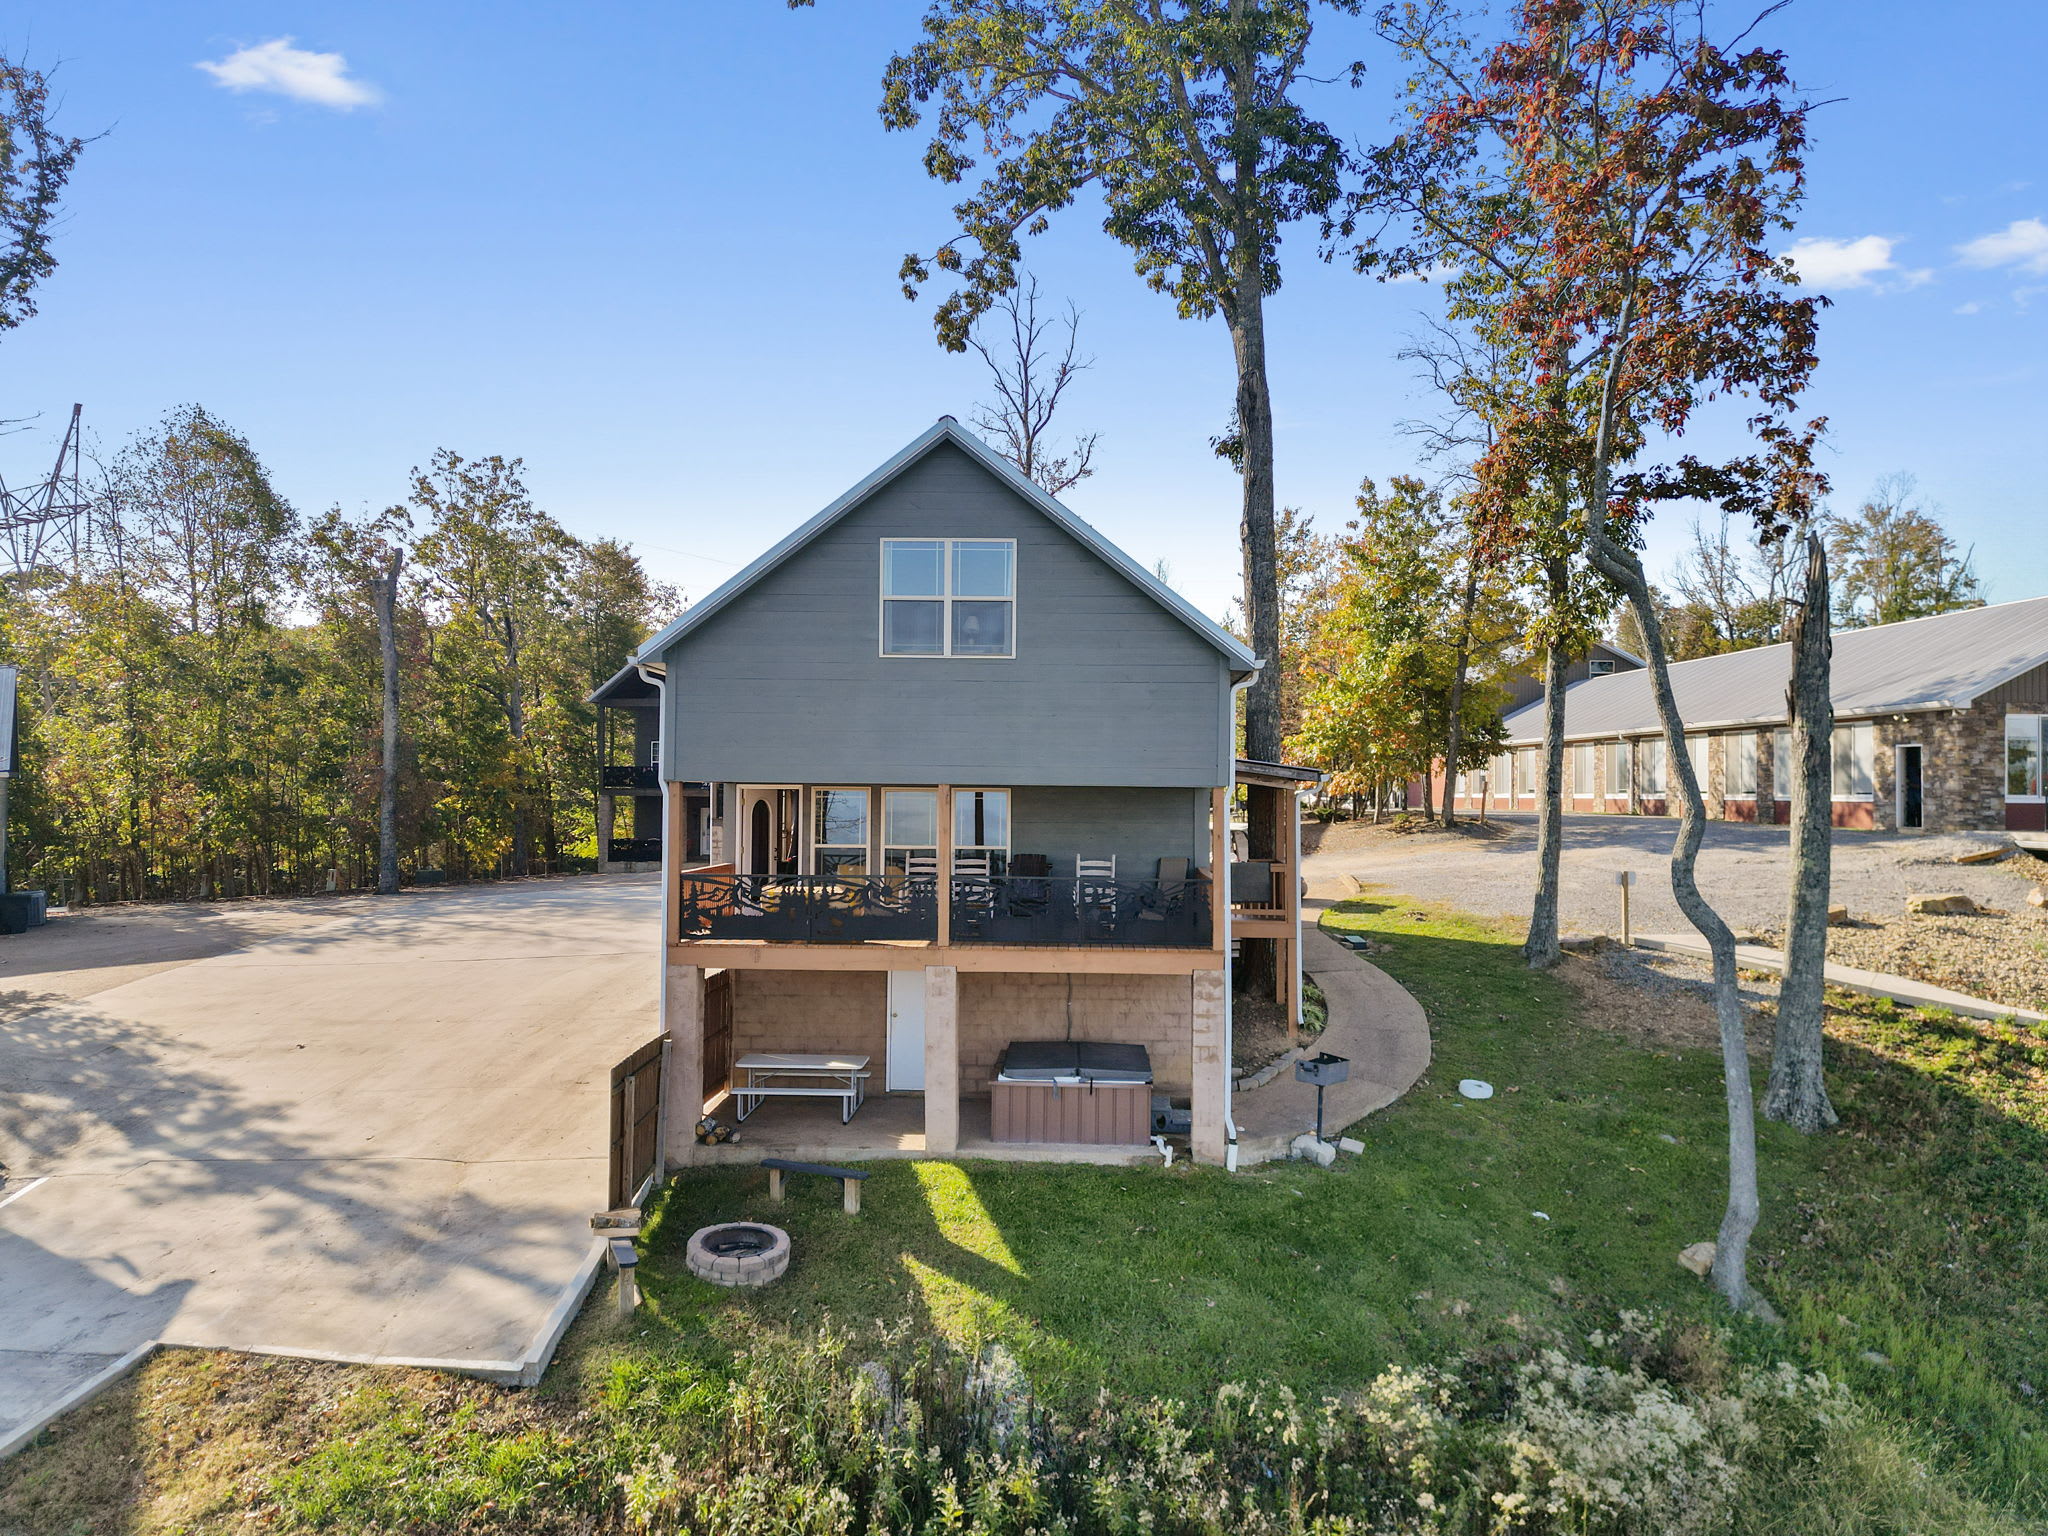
[631, 418, 1261, 676]
[1501, 594, 2048, 743]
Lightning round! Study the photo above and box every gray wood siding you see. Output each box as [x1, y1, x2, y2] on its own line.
[661, 442, 1232, 786]
[1983, 662, 2048, 709]
[1010, 786, 1211, 877]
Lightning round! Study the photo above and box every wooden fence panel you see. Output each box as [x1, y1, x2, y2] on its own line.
[608, 1034, 666, 1209]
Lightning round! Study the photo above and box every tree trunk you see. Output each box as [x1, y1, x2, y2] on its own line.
[1524, 626, 1568, 968]
[1765, 533, 1838, 1131]
[1230, 282, 1282, 765]
[1580, 325, 1766, 1317]
[374, 550, 404, 896]
[1440, 554, 1481, 828]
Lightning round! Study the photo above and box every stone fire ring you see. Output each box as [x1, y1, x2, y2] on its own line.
[685, 1222, 792, 1287]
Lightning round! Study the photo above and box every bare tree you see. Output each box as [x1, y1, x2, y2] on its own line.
[967, 277, 1100, 497]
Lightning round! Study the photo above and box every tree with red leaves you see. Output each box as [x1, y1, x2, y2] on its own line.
[1359, 0, 1828, 1315]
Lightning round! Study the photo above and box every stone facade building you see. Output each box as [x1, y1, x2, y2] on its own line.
[1448, 596, 2048, 835]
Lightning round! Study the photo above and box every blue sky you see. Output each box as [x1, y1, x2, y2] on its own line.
[7, 2, 2045, 625]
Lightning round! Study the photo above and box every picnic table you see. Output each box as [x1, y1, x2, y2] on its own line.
[732, 1052, 871, 1124]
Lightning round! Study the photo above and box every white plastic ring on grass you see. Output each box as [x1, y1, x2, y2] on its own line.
[1458, 1079, 1495, 1100]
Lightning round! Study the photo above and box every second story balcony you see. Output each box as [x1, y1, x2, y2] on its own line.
[674, 871, 1214, 950]
[601, 764, 660, 791]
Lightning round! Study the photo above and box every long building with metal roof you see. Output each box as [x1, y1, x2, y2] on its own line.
[1443, 595, 2048, 834]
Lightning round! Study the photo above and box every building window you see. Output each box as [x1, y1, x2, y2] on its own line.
[2008, 714, 2045, 799]
[812, 787, 869, 878]
[1516, 748, 1537, 795]
[880, 539, 1015, 657]
[953, 788, 1010, 875]
[1726, 733, 1758, 797]
[1773, 728, 1792, 797]
[1831, 724, 1876, 799]
[1572, 743, 1595, 797]
[1639, 738, 1666, 796]
[881, 789, 939, 877]
[1588, 658, 1618, 677]
[1607, 740, 1631, 796]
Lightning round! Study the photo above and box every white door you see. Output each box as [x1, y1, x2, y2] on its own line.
[886, 971, 925, 1091]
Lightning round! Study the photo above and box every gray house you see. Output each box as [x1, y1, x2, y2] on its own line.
[593, 418, 1312, 1166]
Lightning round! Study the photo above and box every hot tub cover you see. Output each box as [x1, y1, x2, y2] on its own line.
[997, 1041, 1153, 1084]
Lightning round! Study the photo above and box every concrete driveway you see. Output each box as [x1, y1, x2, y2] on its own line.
[0, 875, 660, 1451]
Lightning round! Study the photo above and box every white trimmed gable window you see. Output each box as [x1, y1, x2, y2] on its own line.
[881, 539, 1015, 657]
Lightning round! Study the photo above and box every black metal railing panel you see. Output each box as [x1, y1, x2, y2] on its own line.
[677, 873, 939, 943]
[608, 838, 664, 863]
[602, 765, 659, 790]
[950, 876, 1213, 949]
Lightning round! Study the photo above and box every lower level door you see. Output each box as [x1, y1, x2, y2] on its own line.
[1898, 743, 1924, 829]
[886, 971, 926, 1091]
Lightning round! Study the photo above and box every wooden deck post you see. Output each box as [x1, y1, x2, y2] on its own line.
[923, 963, 959, 1155]
[1210, 786, 1230, 948]
[1191, 968, 1228, 1165]
[936, 785, 953, 949]
[660, 964, 704, 1168]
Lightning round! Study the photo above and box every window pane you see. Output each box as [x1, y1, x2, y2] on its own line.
[883, 599, 944, 655]
[952, 541, 1014, 597]
[816, 849, 867, 880]
[883, 790, 938, 848]
[954, 789, 1009, 849]
[1773, 729, 1792, 795]
[1642, 739, 1665, 794]
[883, 847, 937, 877]
[2008, 715, 2042, 797]
[814, 788, 868, 847]
[883, 540, 944, 596]
[951, 600, 1012, 657]
[1572, 744, 1593, 796]
[1729, 734, 1757, 796]
[1608, 741, 1630, 795]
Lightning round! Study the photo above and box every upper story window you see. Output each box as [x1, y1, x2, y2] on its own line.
[1588, 658, 1618, 677]
[880, 539, 1015, 658]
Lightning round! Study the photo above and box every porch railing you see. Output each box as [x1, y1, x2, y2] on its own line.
[950, 875, 1212, 948]
[607, 837, 664, 863]
[602, 765, 659, 790]
[674, 872, 1213, 949]
[676, 873, 939, 943]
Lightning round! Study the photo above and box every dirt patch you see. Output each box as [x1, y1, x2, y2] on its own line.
[1305, 816, 1517, 861]
[1754, 902, 2048, 1015]
[1555, 942, 1745, 1054]
[1232, 992, 1294, 1073]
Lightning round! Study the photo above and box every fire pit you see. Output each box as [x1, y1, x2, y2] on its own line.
[685, 1221, 791, 1287]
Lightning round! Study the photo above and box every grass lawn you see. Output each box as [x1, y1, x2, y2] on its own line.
[4, 890, 2042, 1533]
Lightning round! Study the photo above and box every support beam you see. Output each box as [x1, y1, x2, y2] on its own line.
[1190, 968, 1228, 1165]
[661, 964, 704, 1168]
[936, 785, 953, 948]
[922, 963, 959, 1156]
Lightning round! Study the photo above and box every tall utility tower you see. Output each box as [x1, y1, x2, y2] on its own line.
[1, 403, 90, 576]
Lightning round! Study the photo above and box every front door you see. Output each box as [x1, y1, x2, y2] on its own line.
[1898, 743, 1924, 830]
[886, 971, 925, 1091]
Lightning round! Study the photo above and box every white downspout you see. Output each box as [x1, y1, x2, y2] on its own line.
[636, 662, 674, 1167]
[1224, 671, 1256, 1173]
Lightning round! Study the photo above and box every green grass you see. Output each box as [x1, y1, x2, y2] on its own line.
[5, 888, 2042, 1532]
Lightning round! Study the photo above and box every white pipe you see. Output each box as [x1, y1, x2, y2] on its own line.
[1223, 671, 1256, 1172]
[635, 664, 673, 1167]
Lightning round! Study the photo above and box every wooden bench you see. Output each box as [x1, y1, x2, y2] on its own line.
[762, 1156, 869, 1215]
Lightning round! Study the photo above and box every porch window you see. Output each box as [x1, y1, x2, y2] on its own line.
[1831, 724, 1876, 798]
[2008, 714, 2044, 799]
[1640, 737, 1667, 795]
[954, 788, 1010, 875]
[880, 538, 1015, 657]
[1726, 733, 1758, 797]
[1607, 740, 1631, 796]
[1571, 743, 1595, 797]
[882, 789, 940, 876]
[812, 787, 869, 878]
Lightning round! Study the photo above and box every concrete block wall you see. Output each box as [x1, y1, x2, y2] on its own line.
[731, 970, 888, 1065]
[959, 972, 1193, 1096]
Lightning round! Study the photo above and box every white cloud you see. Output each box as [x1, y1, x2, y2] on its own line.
[1782, 235, 1909, 290]
[1955, 218, 2048, 275]
[197, 38, 380, 110]
[1388, 262, 1460, 285]
[1954, 300, 1983, 315]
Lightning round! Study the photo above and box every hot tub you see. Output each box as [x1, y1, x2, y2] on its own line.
[991, 1041, 1154, 1144]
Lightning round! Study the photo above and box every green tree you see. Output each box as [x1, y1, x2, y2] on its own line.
[0, 54, 88, 335]
[818, 0, 1361, 762]
[1828, 474, 1982, 628]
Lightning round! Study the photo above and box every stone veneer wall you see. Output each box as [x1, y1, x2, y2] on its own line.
[1868, 698, 2040, 834]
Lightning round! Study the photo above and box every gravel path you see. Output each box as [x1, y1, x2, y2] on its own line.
[1305, 813, 2046, 939]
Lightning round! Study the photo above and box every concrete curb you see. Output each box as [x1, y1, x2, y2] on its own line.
[1631, 933, 2048, 1026]
[0, 1344, 158, 1461]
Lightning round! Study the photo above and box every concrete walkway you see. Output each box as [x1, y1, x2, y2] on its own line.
[1234, 903, 1431, 1162]
[1632, 932, 2048, 1025]
[0, 876, 660, 1456]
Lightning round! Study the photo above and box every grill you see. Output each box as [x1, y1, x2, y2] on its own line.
[1295, 1052, 1351, 1087]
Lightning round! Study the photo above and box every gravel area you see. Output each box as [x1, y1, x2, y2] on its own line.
[1308, 812, 2048, 1011]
